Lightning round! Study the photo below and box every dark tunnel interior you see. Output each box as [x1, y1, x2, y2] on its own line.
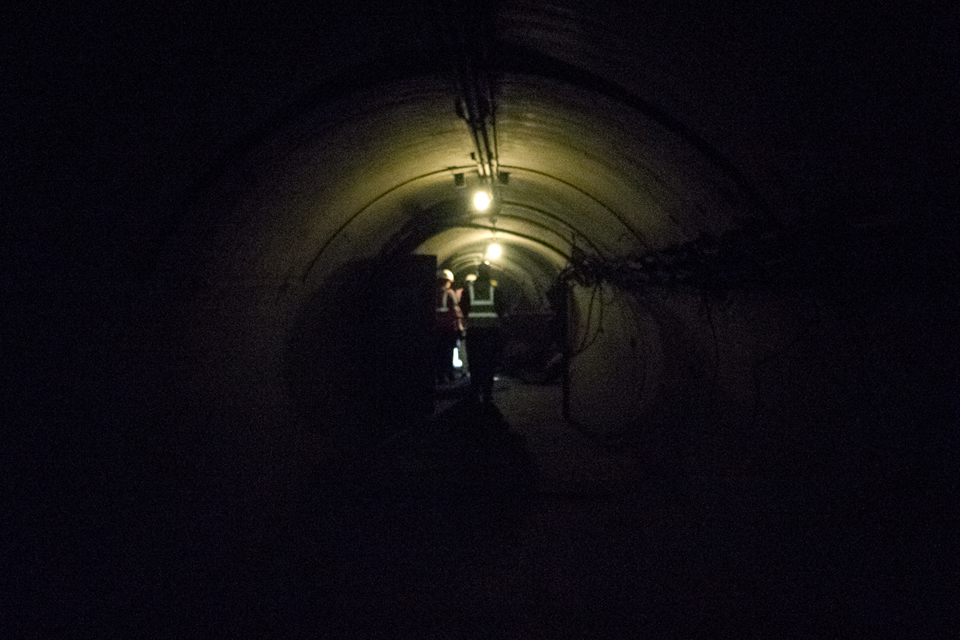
[4, 2, 959, 638]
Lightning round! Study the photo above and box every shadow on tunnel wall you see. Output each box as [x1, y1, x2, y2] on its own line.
[285, 255, 436, 449]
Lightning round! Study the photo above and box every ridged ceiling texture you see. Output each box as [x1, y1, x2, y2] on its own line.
[170, 2, 836, 299]
[6, 3, 957, 637]
[152, 0, 953, 315]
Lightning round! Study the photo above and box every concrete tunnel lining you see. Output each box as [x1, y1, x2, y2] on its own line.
[7, 2, 957, 636]
[154, 14, 955, 460]
[161, 60, 771, 451]
[156, 64, 959, 634]
[169, 63, 764, 285]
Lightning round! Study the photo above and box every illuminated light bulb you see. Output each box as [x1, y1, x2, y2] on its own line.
[473, 191, 491, 211]
[485, 242, 502, 260]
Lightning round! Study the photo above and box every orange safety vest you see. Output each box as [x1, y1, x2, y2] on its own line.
[435, 285, 463, 334]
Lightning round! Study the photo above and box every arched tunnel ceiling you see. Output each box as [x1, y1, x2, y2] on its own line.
[5, 4, 958, 636]
[145, 0, 955, 312]
[6, 1, 955, 292]
[188, 36, 772, 299]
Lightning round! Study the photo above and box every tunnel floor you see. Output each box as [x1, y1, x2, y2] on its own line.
[296, 377, 925, 639]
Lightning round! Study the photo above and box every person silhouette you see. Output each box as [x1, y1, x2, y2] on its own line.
[434, 268, 463, 385]
[460, 262, 504, 403]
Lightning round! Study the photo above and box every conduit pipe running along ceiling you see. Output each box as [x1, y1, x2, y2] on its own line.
[7, 2, 956, 636]
[163, 1, 828, 443]
[186, 42, 761, 314]
[157, 0, 958, 449]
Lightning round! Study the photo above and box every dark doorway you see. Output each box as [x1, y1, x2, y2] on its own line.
[286, 254, 436, 442]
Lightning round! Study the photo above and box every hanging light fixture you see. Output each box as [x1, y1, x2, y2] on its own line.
[472, 190, 492, 211]
[486, 225, 501, 261]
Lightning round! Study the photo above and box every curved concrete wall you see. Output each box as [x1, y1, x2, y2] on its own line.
[7, 2, 957, 637]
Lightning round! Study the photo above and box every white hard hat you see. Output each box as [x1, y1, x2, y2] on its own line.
[438, 269, 454, 282]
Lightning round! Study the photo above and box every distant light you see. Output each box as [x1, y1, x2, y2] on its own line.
[485, 242, 502, 260]
[473, 191, 491, 211]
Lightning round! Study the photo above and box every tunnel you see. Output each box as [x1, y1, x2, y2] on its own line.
[5, 2, 958, 638]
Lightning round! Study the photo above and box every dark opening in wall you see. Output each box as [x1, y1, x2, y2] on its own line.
[286, 255, 437, 444]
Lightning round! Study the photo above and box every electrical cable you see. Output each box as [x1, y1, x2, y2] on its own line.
[431, 0, 497, 183]
[570, 281, 600, 357]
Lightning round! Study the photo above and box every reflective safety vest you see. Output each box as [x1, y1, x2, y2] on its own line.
[466, 281, 499, 329]
[435, 286, 462, 333]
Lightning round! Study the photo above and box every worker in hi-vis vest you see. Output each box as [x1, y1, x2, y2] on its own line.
[434, 268, 463, 385]
[460, 261, 505, 403]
